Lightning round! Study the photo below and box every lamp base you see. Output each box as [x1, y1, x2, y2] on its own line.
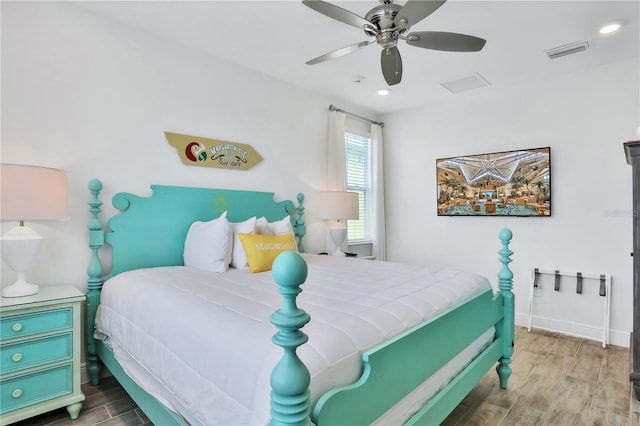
[2, 274, 39, 298]
[1, 225, 43, 298]
[328, 224, 348, 256]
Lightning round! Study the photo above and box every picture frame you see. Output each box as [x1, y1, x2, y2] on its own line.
[437, 147, 551, 216]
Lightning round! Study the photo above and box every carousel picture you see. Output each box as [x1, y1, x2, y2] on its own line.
[437, 147, 551, 216]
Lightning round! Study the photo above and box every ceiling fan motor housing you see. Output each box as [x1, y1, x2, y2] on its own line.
[365, 2, 405, 48]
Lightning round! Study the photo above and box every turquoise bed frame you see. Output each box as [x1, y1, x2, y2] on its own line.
[86, 179, 515, 425]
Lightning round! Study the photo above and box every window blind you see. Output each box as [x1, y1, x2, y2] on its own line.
[345, 132, 370, 242]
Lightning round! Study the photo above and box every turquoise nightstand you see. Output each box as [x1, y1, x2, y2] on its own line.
[0, 286, 85, 425]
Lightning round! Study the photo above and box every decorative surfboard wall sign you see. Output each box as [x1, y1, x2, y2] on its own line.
[166, 131, 263, 171]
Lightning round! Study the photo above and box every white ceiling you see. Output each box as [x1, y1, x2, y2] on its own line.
[72, 1, 640, 116]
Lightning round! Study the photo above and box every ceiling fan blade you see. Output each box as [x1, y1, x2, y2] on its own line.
[302, 0, 372, 30]
[306, 41, 373, 65]
[381, 47, 403, 86]
[394, 0, 447, 30]
[406, 31, 486, 52]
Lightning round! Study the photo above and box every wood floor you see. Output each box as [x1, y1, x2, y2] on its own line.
[443, 327, 639, 425]
[12, 327, 640, 425]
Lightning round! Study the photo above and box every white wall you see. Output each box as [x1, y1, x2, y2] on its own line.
[382, 57, 639, 347]
[0, 2, 375, 289]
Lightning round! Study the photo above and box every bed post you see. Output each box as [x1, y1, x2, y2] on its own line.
[295, 193, 306, 253]
[269, 251, 312, 426]
[86, 179, 105, 385]
[496, 228, 514, 389]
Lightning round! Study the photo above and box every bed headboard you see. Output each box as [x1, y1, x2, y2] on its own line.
[87, 179, 306, 278]
[86, 179, 306, 380]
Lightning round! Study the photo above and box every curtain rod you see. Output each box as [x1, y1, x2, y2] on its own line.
[329, 105, 384, 127]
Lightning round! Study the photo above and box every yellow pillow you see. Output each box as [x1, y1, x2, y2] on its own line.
[238, 233, 298, 273]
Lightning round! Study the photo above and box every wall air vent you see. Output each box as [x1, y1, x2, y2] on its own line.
[546, 41, 589, 60]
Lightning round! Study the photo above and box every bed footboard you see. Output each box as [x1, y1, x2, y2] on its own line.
[269, 229, 514, 426]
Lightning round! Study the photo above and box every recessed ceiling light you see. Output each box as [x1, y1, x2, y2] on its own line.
[600, 23, 621, 34]
[377, 88, 391, 96]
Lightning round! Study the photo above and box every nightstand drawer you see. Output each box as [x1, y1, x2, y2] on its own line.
[0, 332, 72, 375]
[0, 363, 72, 414]
[0, 308, 72, 341]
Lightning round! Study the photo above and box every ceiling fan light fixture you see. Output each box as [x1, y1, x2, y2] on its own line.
[377, 88, 392, 96]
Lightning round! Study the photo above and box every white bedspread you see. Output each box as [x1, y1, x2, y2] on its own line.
[95, 254, 492, 425]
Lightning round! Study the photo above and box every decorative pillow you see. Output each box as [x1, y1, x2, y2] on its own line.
[183, 212, 232, 273]
[230, 217, 257, 269]
[238, 233, 298, 273]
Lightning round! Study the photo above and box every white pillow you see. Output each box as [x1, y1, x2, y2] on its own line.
[230, 217, 257, 269]
[268, 215, 295, 238]
[256, 215, 295, 236]
[256, 215, 296, 245]
[255, 216, 272, 235]
[183, 212, 232, 273]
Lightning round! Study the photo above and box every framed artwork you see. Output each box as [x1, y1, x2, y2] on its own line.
[437, 147, 551, 216]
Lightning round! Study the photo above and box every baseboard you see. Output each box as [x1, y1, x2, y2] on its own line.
[515, 313, 630, 348]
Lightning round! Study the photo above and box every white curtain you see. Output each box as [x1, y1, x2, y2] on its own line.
[326, 110, 347, 253]
[370, 122, 387, 261]
[327, 110, 346, 191]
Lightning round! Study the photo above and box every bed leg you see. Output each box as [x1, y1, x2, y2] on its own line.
[496, 353, 512, 390]
[87, 179, 105, 385]
[87, 355, 102, 385]
[86, 286, 103, 385]
[496, 228, 514, 389]
[269, 251, 312, 426]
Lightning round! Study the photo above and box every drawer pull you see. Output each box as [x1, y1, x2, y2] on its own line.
[11, 353, 23, 362]
[11, 389, 23, 398]
[11, 323, 23, 332]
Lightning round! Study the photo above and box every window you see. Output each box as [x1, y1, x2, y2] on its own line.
[345, 131, 371, 243]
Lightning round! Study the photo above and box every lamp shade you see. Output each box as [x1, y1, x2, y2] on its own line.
[317, 191, 359, 220]
[1, 164, 69, 221]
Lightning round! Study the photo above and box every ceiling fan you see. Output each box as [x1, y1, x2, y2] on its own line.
[302, 0, 486, 86]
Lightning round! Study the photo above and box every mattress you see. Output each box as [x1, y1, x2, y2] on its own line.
[94, 253, 493, 425]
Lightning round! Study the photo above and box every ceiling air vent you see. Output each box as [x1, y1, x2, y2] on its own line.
[441, 73, 490, 94]
[546, 41, 589, 60]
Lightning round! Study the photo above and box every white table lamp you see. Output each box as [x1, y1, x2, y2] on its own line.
[1, 164, 68, 297]
[317, 191, 359, 256]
